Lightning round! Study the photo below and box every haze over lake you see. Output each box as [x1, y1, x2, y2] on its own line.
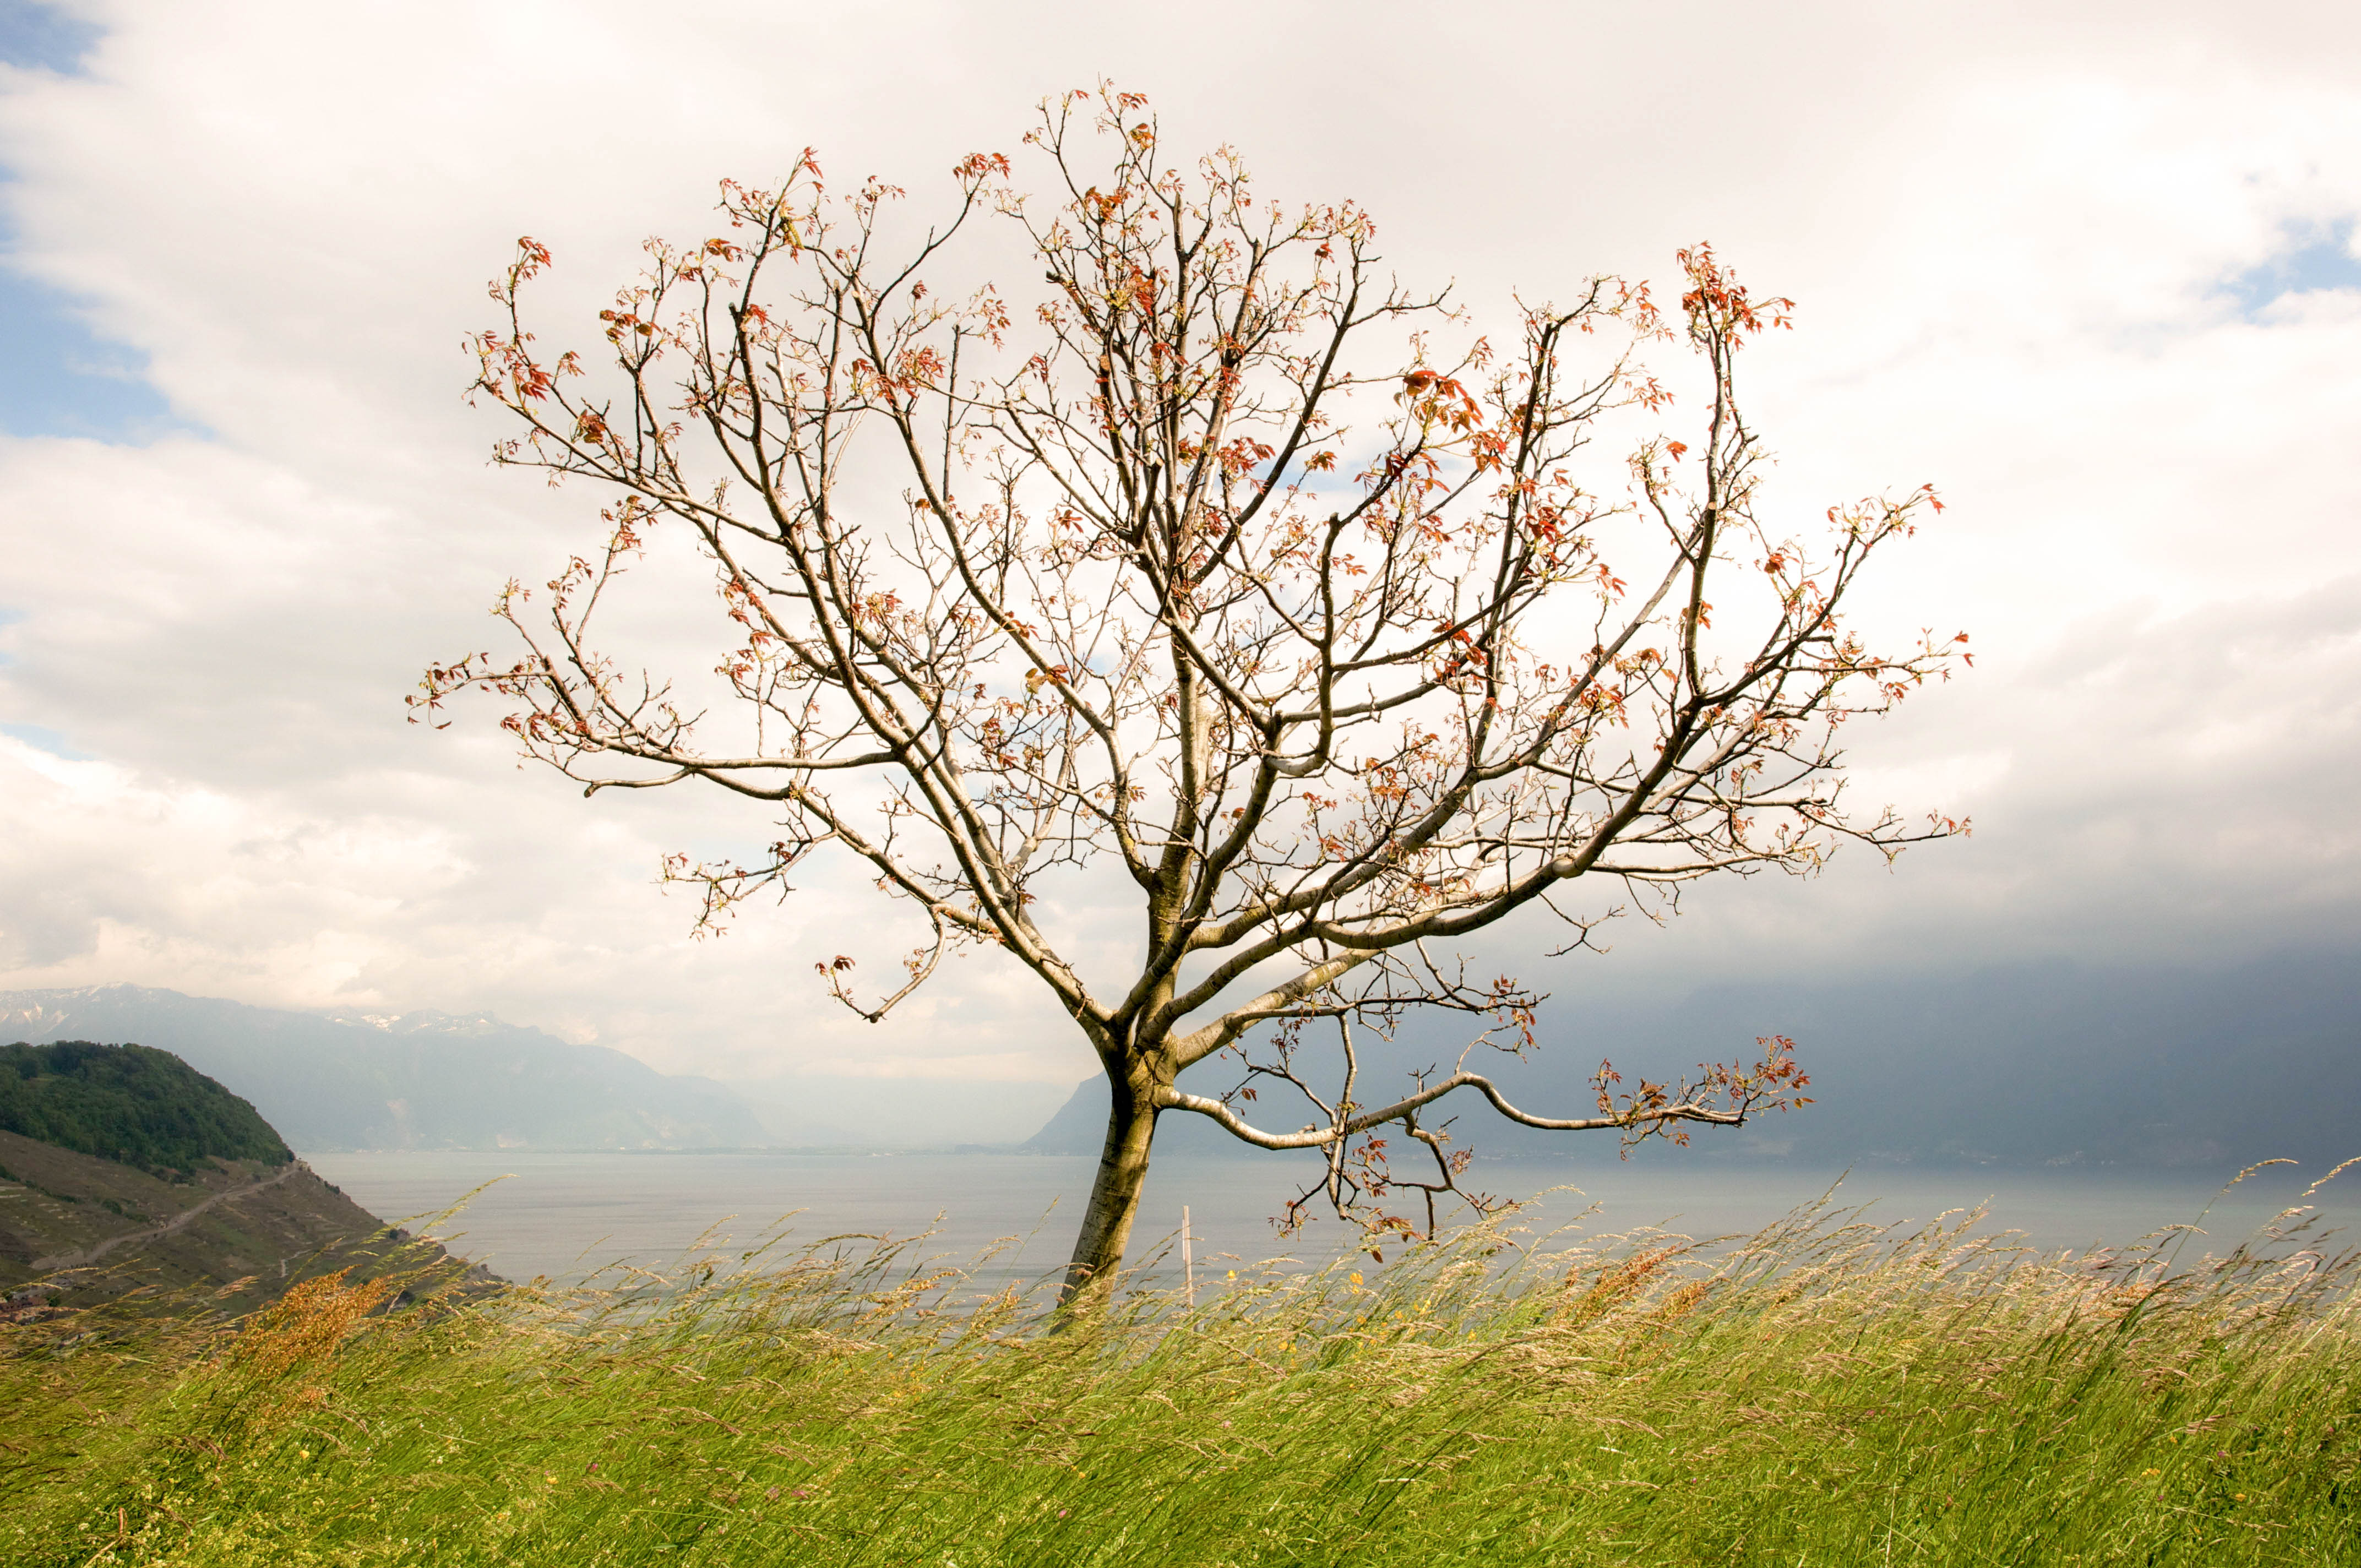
[304, 1151, 2352, 1290]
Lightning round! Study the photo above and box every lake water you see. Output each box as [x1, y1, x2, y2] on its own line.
[302, 1149, 2355, 1291]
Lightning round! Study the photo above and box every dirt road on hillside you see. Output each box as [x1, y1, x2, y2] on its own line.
[30, 1163, 308, 1272]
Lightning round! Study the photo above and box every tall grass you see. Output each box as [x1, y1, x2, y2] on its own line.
[4, 1178, 2357, 1566]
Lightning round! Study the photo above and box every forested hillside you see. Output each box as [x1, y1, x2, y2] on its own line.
[0, 1041, 290, 1177]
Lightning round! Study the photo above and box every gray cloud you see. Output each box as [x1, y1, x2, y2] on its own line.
[2, 0, 2358, 1092]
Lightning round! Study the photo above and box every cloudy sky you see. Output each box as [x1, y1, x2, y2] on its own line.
[1, 0, 2355, 1095]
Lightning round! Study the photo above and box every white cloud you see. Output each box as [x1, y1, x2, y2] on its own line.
[1, 0, 2358, 1081]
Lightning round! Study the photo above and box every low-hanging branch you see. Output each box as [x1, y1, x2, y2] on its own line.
[1161, 1065, 1767, 1149]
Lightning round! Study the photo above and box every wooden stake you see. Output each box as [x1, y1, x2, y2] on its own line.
[1182, 1204, 1194, 1308]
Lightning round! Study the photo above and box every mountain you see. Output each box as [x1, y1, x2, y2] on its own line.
[1016, 1078, 1107, 1155]
[0, 986, 765, 1152]
[1018, 949, 2361, 1173]
[723, 1074, 1076, 1151]
[1018, 1076, 1282, 1157]
[0, 1043, 491, 1314]
[1600, 949, 2361, 1171]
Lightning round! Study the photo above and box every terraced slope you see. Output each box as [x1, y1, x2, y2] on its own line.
[0, 1129, 489, 1314]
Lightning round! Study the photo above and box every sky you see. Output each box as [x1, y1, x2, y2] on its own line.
[1, 0, 2357, 1097]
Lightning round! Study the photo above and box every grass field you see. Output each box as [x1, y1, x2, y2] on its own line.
[4, 1175, 2357, 1567]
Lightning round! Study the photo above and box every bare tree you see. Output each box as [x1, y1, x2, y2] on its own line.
[416, 89, 1966, 1297]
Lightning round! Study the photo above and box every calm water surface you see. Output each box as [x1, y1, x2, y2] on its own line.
[302, 1150, 2353, 1289]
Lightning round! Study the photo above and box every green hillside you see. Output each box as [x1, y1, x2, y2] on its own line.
[0, 1041, 291, 1178]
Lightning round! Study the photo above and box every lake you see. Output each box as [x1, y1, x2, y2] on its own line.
[302, 1148, 2355, 1290]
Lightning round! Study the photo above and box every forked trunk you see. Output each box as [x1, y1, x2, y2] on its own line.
[1060, 1076, 1158, 1302]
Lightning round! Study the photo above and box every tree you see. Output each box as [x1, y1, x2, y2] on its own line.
[416, 89, 1966, 1297]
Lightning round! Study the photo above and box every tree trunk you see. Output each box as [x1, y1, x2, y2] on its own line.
[1061, 1075, 1158, 1302]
